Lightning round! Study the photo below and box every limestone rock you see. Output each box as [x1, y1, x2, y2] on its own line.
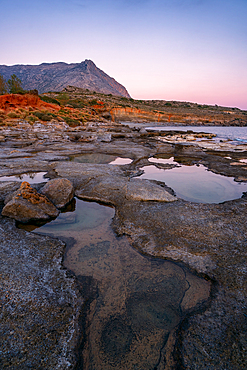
[0, 60, 131, 97]
[0, 181, 20, 202]
[126, 179, 177, 202]
[0, 216, 82, 368]
[41, 178, 74, 209]
[2, 181, 59, 222]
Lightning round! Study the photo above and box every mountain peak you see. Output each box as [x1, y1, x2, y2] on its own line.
[0, 60, 130, 97]
[84, 59, 95, 65]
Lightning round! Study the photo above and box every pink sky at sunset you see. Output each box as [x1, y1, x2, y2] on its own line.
[1, 0, 246, 109]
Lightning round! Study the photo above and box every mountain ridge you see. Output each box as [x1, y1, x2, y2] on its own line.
[0, 60, 131, 98]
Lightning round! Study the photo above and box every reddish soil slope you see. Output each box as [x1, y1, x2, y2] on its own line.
[0, 94, 60, 112]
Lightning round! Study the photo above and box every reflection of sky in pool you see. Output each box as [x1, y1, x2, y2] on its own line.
[148, 156, 179, 165]
[0, 172, 48, 184]
[109, 157, 132, 165]
[70, 153, 132, 165]
[140, 162, 247, 203]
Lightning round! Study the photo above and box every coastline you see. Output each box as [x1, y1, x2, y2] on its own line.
[0, 121, 247, 369]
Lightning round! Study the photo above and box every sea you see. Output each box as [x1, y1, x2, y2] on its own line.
[147, 126, 247, 144]
[125, 123, 247, 145]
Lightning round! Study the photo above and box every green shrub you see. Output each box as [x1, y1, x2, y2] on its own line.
[28, 89, 39, 96]
[33, 111, 56, 121]
[7, 112, 20, 118]
[88, 99, 98, 106]
[40, 95, 61, 106]
[67, 99, 85, 108]
[58, 93, 69, 104]
[26, 115, 36, 123]
[0, 74, 8, 94]
[61, 116, 80, 126]
[8, 74, 24, 94]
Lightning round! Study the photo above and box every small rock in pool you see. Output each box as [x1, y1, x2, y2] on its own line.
[41, 178, 74, 209]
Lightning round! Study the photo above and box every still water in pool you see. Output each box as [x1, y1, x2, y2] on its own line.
[30, 199, 210, 369]
[140, 157, 247, 203]
[70, 153, 132, 165]
[0, 172, 48, 184]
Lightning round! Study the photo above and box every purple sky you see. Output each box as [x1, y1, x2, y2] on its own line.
[1, 0, 247, 109]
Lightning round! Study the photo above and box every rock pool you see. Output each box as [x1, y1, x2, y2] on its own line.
[0, 172, 48, 183]
[70, 153, 132, 165]
[140, 156, 247, 203]
[25, 198, 210, 369]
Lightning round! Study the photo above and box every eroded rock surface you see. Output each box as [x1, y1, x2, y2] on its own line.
[2, 181, 59, 222]
[0, 216, 82, 369]
[113, 198, 247, 369]
[126, 178, 177, 202]
[41, 178, 74, 209]
[0, 122, 247, 369]
[52, 162, 177, 204]
[0, 181, 20, 202]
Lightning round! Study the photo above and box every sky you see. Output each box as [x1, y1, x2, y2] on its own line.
[1, 0, 247, 109]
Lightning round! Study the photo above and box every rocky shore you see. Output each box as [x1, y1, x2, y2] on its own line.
[0, 120, 247, 369]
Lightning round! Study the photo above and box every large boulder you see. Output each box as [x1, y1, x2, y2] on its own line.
[40, 178, 74, 209]
[2, 181, 59, 222]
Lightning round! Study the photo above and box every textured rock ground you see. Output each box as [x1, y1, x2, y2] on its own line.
[0, 216, 83, 369]
[112, 198, 247, 369]
[0, 123, 247, 369]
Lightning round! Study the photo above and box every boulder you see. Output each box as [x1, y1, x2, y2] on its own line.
[126, 179, 177, 202]
[2, 181, 59, 222]
[75, 176, 177, 205]
[41, 178, 74, 209]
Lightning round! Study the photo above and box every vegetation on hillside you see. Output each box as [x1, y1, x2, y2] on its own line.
[42, 86, 246, 115]
[7, 74, 24, 94]
[0, 75, 8, 95]
[41, 86, 247, 126]
[0, 79, 246, 126]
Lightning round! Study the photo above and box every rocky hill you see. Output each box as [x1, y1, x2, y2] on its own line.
[0, 60, 130, 98]
[0, 89, 246, 127]
[43, 87, 247, 126]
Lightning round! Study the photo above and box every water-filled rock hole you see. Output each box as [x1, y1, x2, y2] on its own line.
[69, 153, 132, 165]
[139, 156, 247, 203]
[0, 172, 48, 184]
[19, 198, 211, 369]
